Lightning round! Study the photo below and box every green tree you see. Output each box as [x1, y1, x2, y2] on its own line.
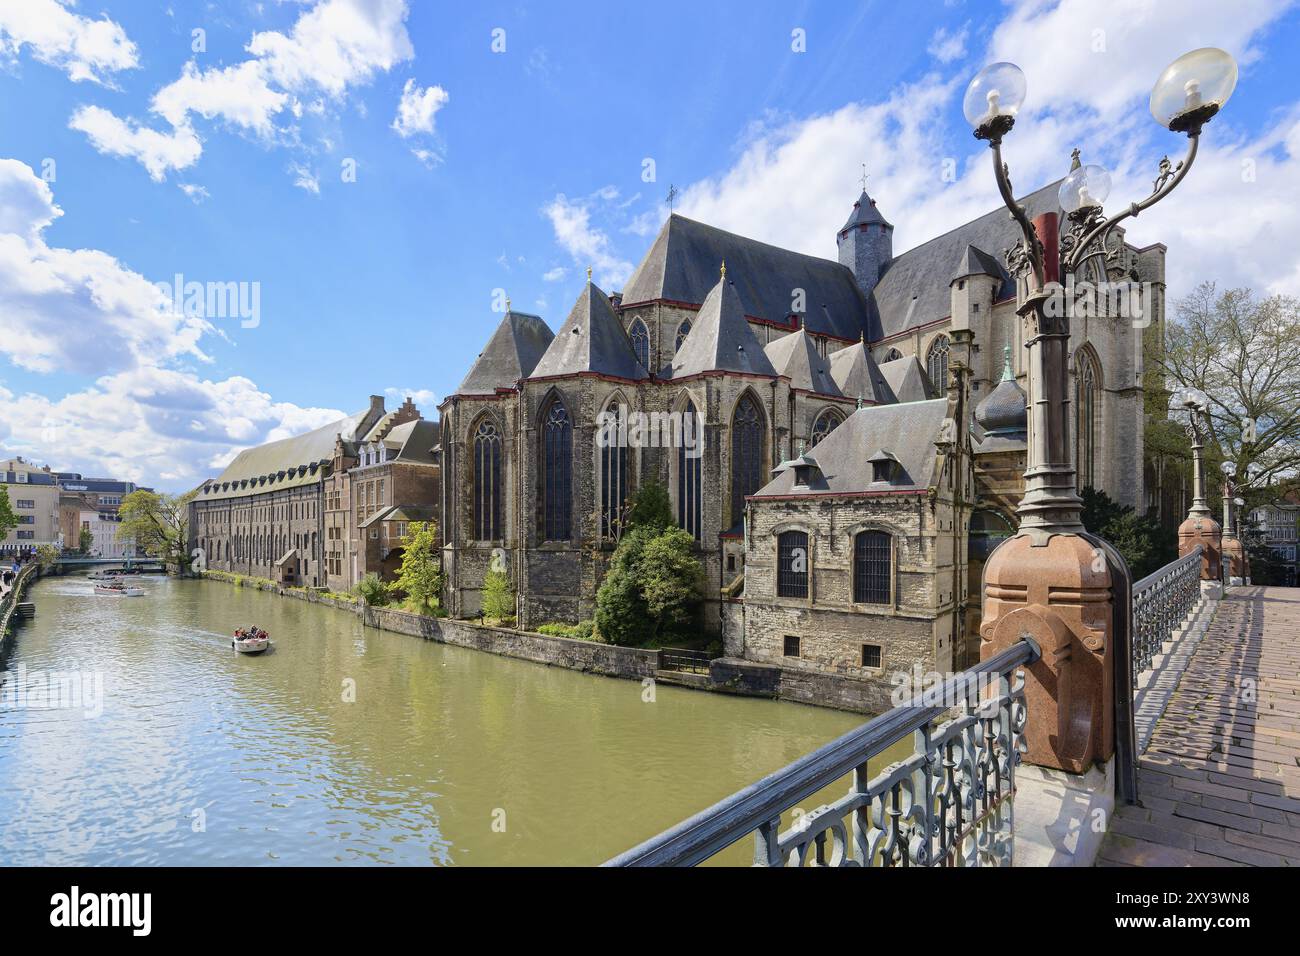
[78, 527, 94, 554]
[481, 564, 514, 623]
[0, 487, 16, 542]
[388, 521, 444, 615]
[1081, 487, 1177, 581]
[353, 572, 389, 607]
[117, 489, 195, 570]
[623, 480, 673, 533]
[595, 525, 703, 646]
[35, 543, 60, 570]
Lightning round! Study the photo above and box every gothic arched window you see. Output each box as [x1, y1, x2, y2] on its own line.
[853, 530, 892, 604]
[472, 418, 502, 540]
[777, 530, 809, 598]
[600, 399, 629, 539]
[629, 318, 650, 371]
[677, 399, 702, 541]
[1076, 351, 1100, 490]
[731, 393, 765, 528]
[926, 336, 950, 398]
[675, 320, 692, 352]
[810, 409, 844, 447]
[541, 396, 573, 540]
[883, 347, 903, 362]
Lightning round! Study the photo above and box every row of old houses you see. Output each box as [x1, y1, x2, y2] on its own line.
[189, 174, 1169, 702]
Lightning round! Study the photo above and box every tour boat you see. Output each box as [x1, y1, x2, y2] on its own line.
[94, 582, 144, 596]
[232, 628, 271, 654]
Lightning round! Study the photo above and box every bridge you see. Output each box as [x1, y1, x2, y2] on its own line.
[47, 556, 165, 572]
[606, 546, 1300, 867]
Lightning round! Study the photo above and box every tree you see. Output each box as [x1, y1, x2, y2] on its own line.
[35, 543, 60, 570]
[595, 525, 703, 646]
[0, 487, 16, 542]
[78, 527, 94, 554]
[388, 520, 444, 615]
[481, 565, 514, 623]
[117, 490, 195, 570]
[1081, 487, 1177, 581]
[1160, 283, 1300, 508]
[624, 481, 673, 534]
[353, 572, 389, 606]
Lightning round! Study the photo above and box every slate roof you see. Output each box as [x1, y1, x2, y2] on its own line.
[377, 419, 441, 464]
[753, 399, 949, 497]
[840, 190, 892, 230]
[359, 503, 438, 529]
[950, 243, 1005, 284]
[621, 214, 874, 341]
[671, 275, 778, 379]
[456, 310, 555, 395]
[530, 281, 647, 381]
[974, 347, 1027, 439]
[763, 327, 841, 396]
[872, 181, 1062, 338]
[200, 406, 375, 500]
[879, 355, 935, 403]
[829, 340, 896, 404]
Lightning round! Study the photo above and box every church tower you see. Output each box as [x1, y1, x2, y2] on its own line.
[837, 188, 893, 300]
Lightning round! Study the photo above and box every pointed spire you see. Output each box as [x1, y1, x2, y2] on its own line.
[531, 280, 646, 380]
[673, 272, 776, 379]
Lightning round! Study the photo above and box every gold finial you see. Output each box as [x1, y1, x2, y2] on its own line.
[506, 295, 512, 312]
[860, 329, 865, 344]
[720, 259, 726, 280]
[586, 265, 593, 282]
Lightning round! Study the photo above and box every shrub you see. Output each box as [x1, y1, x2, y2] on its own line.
[354, 572, 390, 607]
[595, 525, 703, 646]
[481, 566, 514, 622]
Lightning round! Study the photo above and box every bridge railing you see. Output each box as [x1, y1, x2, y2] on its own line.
[605, 639, 1038, 867]
[0, 563, 39, 639]
[1131, 545, 1202, 678]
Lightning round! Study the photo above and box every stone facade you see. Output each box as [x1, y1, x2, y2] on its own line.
[1, 457, 60, 555]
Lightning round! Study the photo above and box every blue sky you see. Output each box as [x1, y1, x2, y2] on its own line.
[1, 0, 1298, 489]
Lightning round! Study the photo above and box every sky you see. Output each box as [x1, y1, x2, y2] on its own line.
[0, 0, 1298, 491]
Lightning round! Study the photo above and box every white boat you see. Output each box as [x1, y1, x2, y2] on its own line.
[232, 628, 270, 654]
[94, 583, 144, 596]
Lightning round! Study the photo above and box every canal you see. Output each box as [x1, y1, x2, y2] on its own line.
[0, 575, 870, 866]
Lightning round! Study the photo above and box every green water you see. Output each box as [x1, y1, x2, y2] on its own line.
[0, 576, 870, 866]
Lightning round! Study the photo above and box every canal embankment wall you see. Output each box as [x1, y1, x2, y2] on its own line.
[0, 563, 39, 644]
[198, 572, 885, 715]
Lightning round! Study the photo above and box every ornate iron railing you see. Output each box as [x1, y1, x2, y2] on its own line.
[605, 640, 1037, 867]
[1131, 545, 1202, 677]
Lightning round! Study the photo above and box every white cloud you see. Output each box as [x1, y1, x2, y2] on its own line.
[71, 0, 415, 182]
[392, 78, 448, 137]
[927, 23, 968, 64]
[383, 386, 438, 408]
[0, 158, 211, 374]
[671, 0, 1300, 305]
[542, 267, 566, 282]
[0, 0, 138, 85]
[0, 158, 343, 488]
[289, 162, 320, 194]
[179, 183, 209, 203]
[68, 105, 202, 182]
[542, 193, 635, 289]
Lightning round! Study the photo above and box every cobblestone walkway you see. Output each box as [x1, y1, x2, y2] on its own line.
[1099, 586, 1300, 866]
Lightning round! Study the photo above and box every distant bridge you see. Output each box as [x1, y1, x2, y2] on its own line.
[49, 556, 165, 572]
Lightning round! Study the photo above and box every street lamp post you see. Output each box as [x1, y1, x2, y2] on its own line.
[1173, 388, 1222, 590]
[970, 49, 1237, 777]
[1220, 461, 1257, 586]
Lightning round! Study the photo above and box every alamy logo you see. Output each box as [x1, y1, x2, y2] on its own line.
[50, 886, 151, 936]
[595, 404, 705, 458]
[154, 273, 261, 328]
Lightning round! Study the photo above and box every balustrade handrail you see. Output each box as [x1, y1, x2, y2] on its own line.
[1130, 545, 1203, 679]
[605, 638, 1039, 867]
[1132, 545, 1201, 597]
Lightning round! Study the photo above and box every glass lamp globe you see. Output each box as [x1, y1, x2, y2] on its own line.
[1220, 461, 1234, 476]
[963, 62, 1027, 130]
[1183, 386, 1209, 411]
[1059, 163, 1112, 213]
[1150, 48, 1238, 131]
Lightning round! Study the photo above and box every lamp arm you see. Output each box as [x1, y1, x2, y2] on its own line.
[1065, 133, 1200, 273]
[991, 138, 1045, 288]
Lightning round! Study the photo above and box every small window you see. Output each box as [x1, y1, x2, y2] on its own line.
[726, 554, 735, 572]
[861, 644, 882, 668]
[783, 635, 801, 658]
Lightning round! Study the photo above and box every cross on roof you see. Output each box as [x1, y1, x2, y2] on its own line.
[860, 163, 868, 192]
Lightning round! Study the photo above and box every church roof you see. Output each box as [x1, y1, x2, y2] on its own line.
[950, 243, 1005, 284]
[456, 310, 555, 395]
[974, 347, 1027, 440]
[872, 181, 1062, 338]
[621, 214, 872, 341]
[530, 280, 648, 380]
[671, 273, 777, 379]
[840, 190, 892, 230]
[753, 399, 949, 497]
[878, 355, 934, 403]
[829, 340, 896, 404]
[763, 326, 841, 396]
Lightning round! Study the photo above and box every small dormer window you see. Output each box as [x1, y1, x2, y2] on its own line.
[872, 460, 895, 483]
